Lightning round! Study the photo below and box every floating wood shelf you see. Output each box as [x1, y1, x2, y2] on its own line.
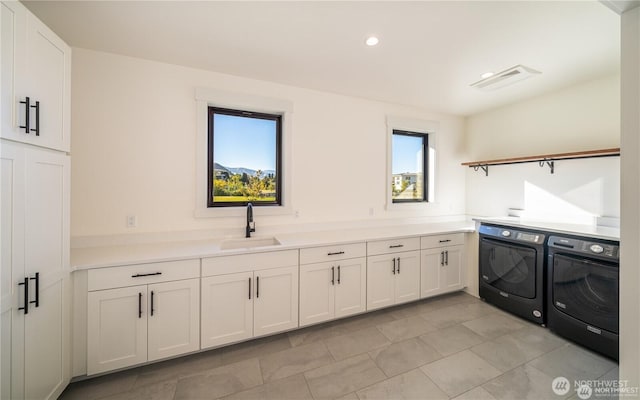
[462, 148, 620, 176]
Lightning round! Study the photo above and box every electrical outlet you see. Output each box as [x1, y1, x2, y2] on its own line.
[126, 215, 137, 228]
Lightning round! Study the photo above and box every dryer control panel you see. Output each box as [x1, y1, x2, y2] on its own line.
[548, 236, 619, 260]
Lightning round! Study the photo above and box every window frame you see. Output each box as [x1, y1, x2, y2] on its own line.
[391, 129, 429, 204]
[385, 116, 438, 210]
[195, 88, 294, 218]
[207, 106, 283, 208]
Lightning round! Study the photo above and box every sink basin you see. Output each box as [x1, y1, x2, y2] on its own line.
[220, 236, 281, 250]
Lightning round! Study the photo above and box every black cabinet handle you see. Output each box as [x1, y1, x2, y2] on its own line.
[138, 292, 142, 318]
[150, 290, 155, 316]
[256, 276, 259, 298]
[131, 272, 162, 278]
[440, 251, 444, 266]
[397, 258, 401, 274]
[30, 272, 39, 307]
[389, 244, 404, 249]
[331, 266, 335, 285]
[392, 258, 396, 274]
[439, 239, 451, 243]
[19, 97, 30, 133]
[30, 101, 39, 136]
[249, 277, 252, 300]
[445, 250, 449, 266]
[328, 251, 345, 256]
[337, 266, 341, 284]
[18, 277, 29, 314]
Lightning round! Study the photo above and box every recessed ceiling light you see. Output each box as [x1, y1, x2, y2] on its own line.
[480, 72, 495, 79]
[365, 36, 379, 46]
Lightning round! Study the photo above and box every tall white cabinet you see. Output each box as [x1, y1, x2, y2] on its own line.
[1, 1, 71, 398]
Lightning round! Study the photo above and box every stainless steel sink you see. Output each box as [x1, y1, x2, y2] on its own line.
[220, 236, 281, 250]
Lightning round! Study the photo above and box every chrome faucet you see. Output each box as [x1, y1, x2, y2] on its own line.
[246, 202, 255, 238]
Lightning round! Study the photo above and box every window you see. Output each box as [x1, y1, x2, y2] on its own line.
[208, 107, 282, 207]
[391, 130, 428, 203]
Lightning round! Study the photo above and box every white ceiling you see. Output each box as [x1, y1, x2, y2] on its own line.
[24, 1, 620, 116]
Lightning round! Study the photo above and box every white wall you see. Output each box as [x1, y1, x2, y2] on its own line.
[620, 6, 640, 388]
[71, 49, 467, 239]
[465, 75, 620, 220]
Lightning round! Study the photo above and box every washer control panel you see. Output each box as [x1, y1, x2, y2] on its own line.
[478, 224, 545, 244]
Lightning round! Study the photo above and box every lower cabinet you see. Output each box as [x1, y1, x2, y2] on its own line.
[299, 257, 367, 326]
[86, 261, 200, 375]
[367, 251, 421, 310]
[421, 234, 466, 298]
[200, 251, 299, 350]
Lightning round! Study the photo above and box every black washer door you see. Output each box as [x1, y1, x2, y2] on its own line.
[479, 237, 537, 299]
[552, 253, 619, 334]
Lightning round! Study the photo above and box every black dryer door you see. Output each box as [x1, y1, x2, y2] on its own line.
[479, 238, 537, 299]
[552, 253, 619, 334]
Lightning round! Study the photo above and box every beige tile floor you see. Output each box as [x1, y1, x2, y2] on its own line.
[60, 292, 619, 400]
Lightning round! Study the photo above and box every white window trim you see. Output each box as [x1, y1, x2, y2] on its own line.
[195, 88, 294, 218]
[385, 116, 439, 211]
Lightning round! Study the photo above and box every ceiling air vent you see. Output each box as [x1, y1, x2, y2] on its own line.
[470, 65, 541, 91]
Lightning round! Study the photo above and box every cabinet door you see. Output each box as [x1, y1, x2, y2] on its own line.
[334, 257, 366, 319]
[23, 145, 70, 399]
[0, 1, 70, 152]
[1, 142, 69, 398]
[201, 272, 253, 349]
[147, 279, 200, 362]
[299, 263, 335, 327]
[87, 286, 147, 375]
[1, 1, 27, 142]
[23, 10, 71, 151]
[366, 254, 395, 311]
[394, 251, 421, 305]
[254, 266, 298, 337]
[421, 248, 444, 299]
[1, 141, 26, 400]
[442, 246, 465, 292]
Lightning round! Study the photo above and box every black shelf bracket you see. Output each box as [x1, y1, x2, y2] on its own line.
[472, 164, 489, 176]
[539, 159, 554, 174]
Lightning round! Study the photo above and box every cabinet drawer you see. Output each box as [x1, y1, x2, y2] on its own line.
[421, 233, 465, 249]
[300, 242, 366, 264]
[202, 249, 298, 276]
[88, 259, 200, 291]
[367, 237, 420, 256]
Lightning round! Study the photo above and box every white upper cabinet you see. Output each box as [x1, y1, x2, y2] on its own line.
[1, 1, 71, 152]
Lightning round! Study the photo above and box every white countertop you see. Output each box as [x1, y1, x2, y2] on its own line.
[71, 221, 476, 270]
[473, 217, 620, 241]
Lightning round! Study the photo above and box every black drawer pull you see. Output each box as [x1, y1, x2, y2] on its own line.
[30, 101, 40, 136]
[327, 251, 345, 256]
[256, 276, 260, 298]
[397, 257, 401, 274]
[389, 244, 404, 248]
[249, 277, 252, 300]
[19, 97, 30, 133]
[138, 292, 142, 318]
[131, 272, 162, 278]
[439, 239, 451, 243]
[30, 272, 39, 307]
[392, 258, 396, 274]
[18, 277, 29, 314]
[331, 266, 335, 285]
[150, 290, 155, 316]
[337, 266, 341, 284]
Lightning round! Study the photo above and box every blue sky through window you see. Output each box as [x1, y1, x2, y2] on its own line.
[214, 113, 276, 172]
[392, 134, 423, 174]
